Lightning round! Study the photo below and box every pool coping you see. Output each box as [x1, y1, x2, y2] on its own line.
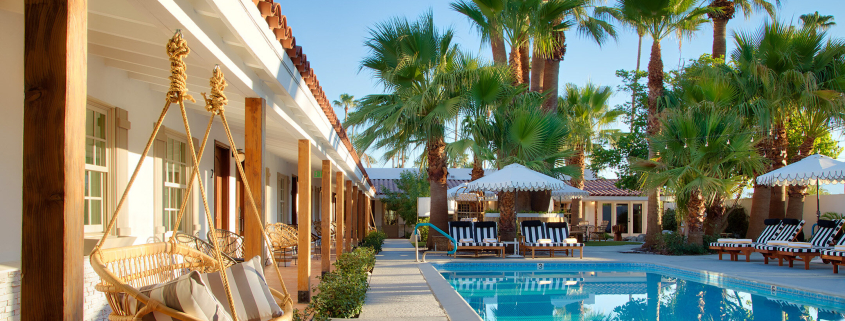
[431, 261, 845, 313]
[419, 263, 482, 321]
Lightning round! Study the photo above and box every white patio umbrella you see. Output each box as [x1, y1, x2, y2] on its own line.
[756, 154, 845, 220]
[447, 183, 497, 201]
[463, 163, 576, 192]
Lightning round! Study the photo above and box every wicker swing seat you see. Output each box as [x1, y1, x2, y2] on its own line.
[91, 243, 292, 321]
[90, 33, 294, 321]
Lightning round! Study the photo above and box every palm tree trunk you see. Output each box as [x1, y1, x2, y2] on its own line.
[631, 34, 643, 132]
[703, 194, 726, 236]
[748, 184, 772, 239]
[569, 148, 586, 227]
[520, 45, 530, 86]
[687, 189, 706, 246]
[499, 191, 516, 240]
[490, 20, 507, 65]
[712, 18, 729, 60]
[542, 31, 566, 112]
[509, 47, 524, 85]
[786, 135, 816, 220]
[769, 123, 788, 219]
[427, 136, 449, 248]
[530, 45, 545, 92]
[471, 156, 484, 181]
[644, 40, 664, 248]
[541, 59, 560, 112]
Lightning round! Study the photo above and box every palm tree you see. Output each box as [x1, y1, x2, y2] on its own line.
[448, 65, 515, 181]
[800, 11, 836, 31]
[706, 0, 779, 60]
[451, 0, 508, 65]
[558, 83, 624, 226]
[333, 93, 358, 133]
[618, 0, 710, 248]
[732, 21, 845, 236]
[540, 1, 616, 111]
[347, 12, 468, 239]
[634, 107, 764, 245]
[485, 95, 575, 237]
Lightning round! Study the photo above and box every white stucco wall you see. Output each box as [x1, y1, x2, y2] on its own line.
[0, 9, 23, 263]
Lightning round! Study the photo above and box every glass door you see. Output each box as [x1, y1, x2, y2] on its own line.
[616, 203, 630, 234]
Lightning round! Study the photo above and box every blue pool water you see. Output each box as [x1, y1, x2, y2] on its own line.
[435, 263, 845, 321]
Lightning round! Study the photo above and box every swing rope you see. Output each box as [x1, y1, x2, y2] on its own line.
[91, 31, 245, 321]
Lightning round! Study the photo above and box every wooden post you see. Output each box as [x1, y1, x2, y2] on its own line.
[365, 195, 372, 234]
[23, 1, 86, 319]
[244, 98, 266, 260]
[350, 185, 357, 244]
[320, 160, 331, 276]
[297, 140, 311, 303]
[336, 172, 344, 256]
[357, 190, 364, 241]
[345, 180, 353, 251]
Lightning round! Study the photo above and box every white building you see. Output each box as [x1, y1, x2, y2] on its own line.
[2, 0, 373, 319]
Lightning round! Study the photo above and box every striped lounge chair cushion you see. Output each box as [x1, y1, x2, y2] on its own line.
[128, 271, 234, 321]
[776, 219, 844, 253]
[710, 219, 784, 248]
[754, 244, 778, 251]
[772, 219, 805, 241]
[201, 256, 283, 321]
[546, 222, 584, 247]
[521, 220, 545, 244]
[449, 221, 475, 247]
[474, 222, 504, 247]
[821, 249, 845, 257]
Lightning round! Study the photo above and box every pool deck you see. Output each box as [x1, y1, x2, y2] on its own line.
[353, 239, 845, 320]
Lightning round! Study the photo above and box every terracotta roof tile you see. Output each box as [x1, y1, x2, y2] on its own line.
[253, 0, 372, 191]
[583, 179, 642, 197]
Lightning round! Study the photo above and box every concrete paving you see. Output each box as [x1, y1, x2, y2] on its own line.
[356, 240, 449, 321]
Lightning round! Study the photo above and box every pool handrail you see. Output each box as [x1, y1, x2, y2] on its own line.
[413, 223, 457, 262]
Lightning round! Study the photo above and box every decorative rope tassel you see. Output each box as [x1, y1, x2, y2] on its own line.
[166, 31, 196, 103]
[202, 66, 228, 114]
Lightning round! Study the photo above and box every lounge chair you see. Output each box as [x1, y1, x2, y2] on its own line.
[753, 219, 806, 264]
[774, 219, 845, 270]
[520, 220, 549, 258]
[448, 221, 477, 257]
[709, 219, 784, 261]
[546, 222, 585, 259]
[819, 232, 845, 274]
[472, 221, 506, 258]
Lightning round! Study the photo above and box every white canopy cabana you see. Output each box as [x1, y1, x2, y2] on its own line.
[464, 163, 583, 193]
[756, 154, 845, 220]
[447, 183, 497, 201]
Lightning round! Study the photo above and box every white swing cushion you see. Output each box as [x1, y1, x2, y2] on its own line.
[201, 256, 284, 321]
[128, 271, 234, 321]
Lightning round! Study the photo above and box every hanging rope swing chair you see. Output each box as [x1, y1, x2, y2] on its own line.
[89, 31, 293, 321]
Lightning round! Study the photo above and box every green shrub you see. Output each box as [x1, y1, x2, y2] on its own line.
[360, 230, 387, 253]
[653, 232, 716, 255]
[417, 217, 429, 243]
[662, 208, 678, 232]
[822, 212, 845, 220]
[299, 247, 375, 319]
[723, 206, 749, 238]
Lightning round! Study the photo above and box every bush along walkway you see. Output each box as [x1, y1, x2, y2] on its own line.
[355, 239, 448, 321]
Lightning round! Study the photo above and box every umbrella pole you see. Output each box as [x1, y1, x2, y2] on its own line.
[817, 180, 821, 221]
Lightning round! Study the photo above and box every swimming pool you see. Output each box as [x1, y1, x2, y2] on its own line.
[434, 262, 845, 321]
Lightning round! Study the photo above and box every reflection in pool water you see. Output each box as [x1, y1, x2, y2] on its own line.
[441, 270, 845, 321]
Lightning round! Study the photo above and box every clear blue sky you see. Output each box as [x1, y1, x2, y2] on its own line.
[279, 0, 845, 181]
